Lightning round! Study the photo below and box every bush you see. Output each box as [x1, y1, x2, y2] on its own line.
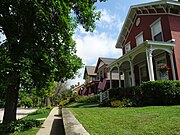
[46, 105, 53, 109]
[108, 80, 180, 106]
[0, 119, 41, 133]
[100, 99, 111, 107]
[59, 99, 69, 106]
[18, 97, 33, 108]
[30, 108, 49, 115]
[141, 80, 180, 106]
[77, 95, 99, 103]
[111, 100, 124, 107]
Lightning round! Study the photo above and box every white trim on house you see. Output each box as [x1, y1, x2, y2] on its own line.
[150, 17, 164, 41]
[125, 42, 131, 54]
[135, 32, 144, 46]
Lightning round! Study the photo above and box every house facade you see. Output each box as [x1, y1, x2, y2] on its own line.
[95, 57, 123, 91]
[82, 66, 99, 95]
[109, 0, 180, 88]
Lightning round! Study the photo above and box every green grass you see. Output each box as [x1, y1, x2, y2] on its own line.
[69, 105, 180, 135]
[22, 108, 51, 120]
[10, 108, 52, 135]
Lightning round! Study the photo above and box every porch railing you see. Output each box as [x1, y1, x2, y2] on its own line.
[99, 89, 110, 103]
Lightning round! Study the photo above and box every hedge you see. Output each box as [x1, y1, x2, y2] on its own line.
[108, 80, 180, 106]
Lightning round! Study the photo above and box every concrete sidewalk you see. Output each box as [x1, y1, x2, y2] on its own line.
[36, 107, 65, 135]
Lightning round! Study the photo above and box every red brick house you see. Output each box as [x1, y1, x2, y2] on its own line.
[95, 57, 123, 90]
[109, 0, 180, 88]
[82, 66, 99, 95]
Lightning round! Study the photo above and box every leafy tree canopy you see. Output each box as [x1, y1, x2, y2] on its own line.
[0, 0, 106, 124]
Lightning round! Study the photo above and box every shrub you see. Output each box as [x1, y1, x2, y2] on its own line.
[111, 100, 124, 107]
[30, 108, 49, 115]
[77, 95, 99, 103]
[141, 80, 180, 106]
[100, 99, 111, 107]
[46, 105, 53, 109]
[59, 99, 69, 106]
[18, 97, 33, 107]
[0, 119, 41, 133]
[110, 98, 135, 108]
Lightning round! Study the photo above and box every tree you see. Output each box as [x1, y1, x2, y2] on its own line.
[0, 0, 106, 124]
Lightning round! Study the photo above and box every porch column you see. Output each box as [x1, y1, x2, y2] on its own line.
[129, 59, 135, 86]
[169, 52, 176, 80]
[118, 66, 122, 87]
[110, 69, 112, 89]
[146, 48, 155, 81]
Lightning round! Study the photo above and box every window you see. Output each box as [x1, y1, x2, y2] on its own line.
[136, 32, 143, 46]
[125, 42, 131, 53]
[151, 18, 163, 41]
[155, 56, 169, 80]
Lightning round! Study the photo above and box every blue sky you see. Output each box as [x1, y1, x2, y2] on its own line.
[70, 0, 153, 86]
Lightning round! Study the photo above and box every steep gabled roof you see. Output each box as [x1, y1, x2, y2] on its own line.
[83, 66, 96, 79]
[116, 0, 180, 48]
[95, 57, 116, 73]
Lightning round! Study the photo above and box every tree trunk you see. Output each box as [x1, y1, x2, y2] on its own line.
[3, 71, 20, 124]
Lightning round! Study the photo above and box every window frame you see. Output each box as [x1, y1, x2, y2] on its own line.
[135, 32, 144, 46]
[125, 42, 131, 54]
[150, 18, 164, 41]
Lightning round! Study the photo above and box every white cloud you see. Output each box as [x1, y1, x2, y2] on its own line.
[69, 9, 123, 87]
[99, 9, 115, 24]
[75, 32, 121, 65]
[96, 9, 124, 32]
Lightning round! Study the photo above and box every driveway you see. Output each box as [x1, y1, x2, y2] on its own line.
[0, 107, 38, 123]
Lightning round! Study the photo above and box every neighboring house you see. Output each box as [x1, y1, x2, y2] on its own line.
[95, 57, 124, 91]
[109, 0, 180, 88]
[72, 82, 84, 95]
[82, 66, 99, 95]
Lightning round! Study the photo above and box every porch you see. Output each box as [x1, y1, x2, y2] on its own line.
[109, 40, 176, 88]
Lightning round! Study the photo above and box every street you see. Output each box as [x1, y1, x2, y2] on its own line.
[0, 107, 38, 123]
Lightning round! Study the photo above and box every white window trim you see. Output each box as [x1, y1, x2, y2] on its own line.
[135, 32, 144, 46]
[125, 42, 131, 54]
[150, 17, 164, 41]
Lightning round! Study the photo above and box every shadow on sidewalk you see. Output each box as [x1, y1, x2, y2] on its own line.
[50, 115, 65, 135]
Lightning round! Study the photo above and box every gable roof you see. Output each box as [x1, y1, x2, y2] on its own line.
[95, 57, 116, 73]
[116, 0, 180, 48]
[83, 66, 96, 79]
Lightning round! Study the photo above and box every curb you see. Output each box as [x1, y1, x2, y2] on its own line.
[62, 108, 90, 135]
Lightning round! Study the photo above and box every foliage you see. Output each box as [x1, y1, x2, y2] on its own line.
[46, 105, 53, 110]
[108, 80, 180, 107]
[59, 100, 70, 106]
[141, 80, 180, 106]
[18, 97, 33, 108]
[0, 119, 41, 134]
[110, 98, 135, 108]
[69, 106, 180, 135]
[77, 95, 99, 103]
[0, 0, 106, 123]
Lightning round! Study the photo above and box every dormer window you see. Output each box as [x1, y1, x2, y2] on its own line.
[150, 18, 163, 41]
[125, 42, 131, 54]
[136, 32, 143, 46]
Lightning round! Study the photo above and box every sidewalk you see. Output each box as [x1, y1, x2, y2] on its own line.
[36, 107, 65, 135]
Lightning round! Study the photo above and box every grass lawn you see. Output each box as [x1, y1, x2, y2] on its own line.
[10, 108, 52, 135]
[68, 105, 180, 135]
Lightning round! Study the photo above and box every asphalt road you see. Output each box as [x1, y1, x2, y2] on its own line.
[0, 107, 38, 123]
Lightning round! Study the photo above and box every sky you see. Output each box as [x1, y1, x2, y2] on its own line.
[69, 0, 153, 87]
